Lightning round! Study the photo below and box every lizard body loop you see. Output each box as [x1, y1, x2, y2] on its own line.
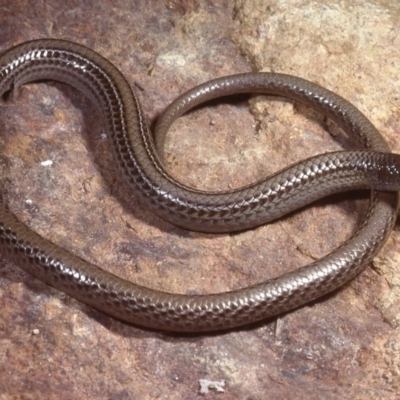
[0, 39, 398, 332]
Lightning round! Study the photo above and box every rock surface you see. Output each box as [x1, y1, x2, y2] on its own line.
[0, 0, 399, 399]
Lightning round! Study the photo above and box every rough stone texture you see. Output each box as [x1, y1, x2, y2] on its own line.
[0, 0, 399, 399]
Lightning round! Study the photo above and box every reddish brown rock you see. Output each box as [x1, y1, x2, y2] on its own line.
[0, 1, 399, 399]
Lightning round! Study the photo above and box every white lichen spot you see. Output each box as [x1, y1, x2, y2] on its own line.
[199, 379, 225, 394]
[40, 160, 53, 167]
